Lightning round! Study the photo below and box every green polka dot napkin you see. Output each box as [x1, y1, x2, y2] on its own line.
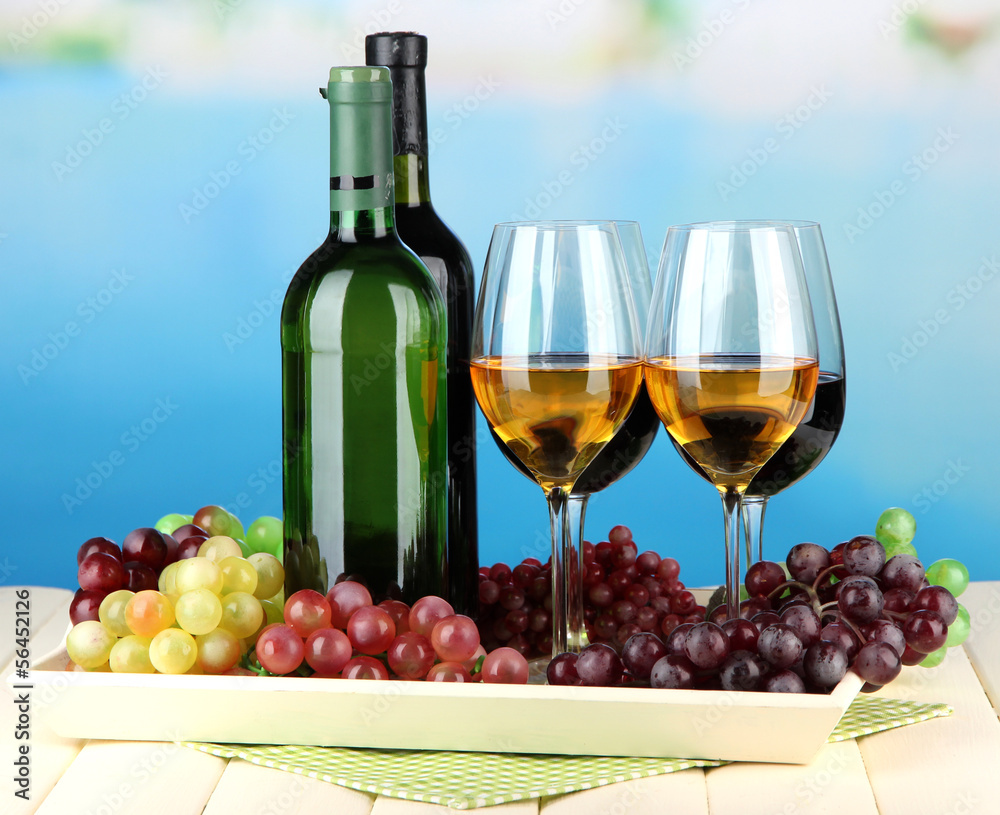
[183, 697, 950, 809]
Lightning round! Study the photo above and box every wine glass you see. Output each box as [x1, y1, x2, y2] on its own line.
[487, 222, 660, 609]
[645, 221, 819, 621]
[471, 221, 644, 656]
[741, 222, 845, 563]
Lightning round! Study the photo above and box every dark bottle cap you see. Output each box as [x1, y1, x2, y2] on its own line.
[365, 32, 428, 156]
[365, 32, 427, 68]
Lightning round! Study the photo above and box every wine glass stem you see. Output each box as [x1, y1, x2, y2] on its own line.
[742, 495, 768, 565]
[567, 492, 591, 650]
[546, 486, 585, 657]
[720, 487, 743, 621]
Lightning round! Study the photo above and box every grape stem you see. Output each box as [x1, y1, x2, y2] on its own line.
[766, 580, 819, 611]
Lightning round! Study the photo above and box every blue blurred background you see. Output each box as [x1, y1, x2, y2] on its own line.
[2, 0, 998, 591]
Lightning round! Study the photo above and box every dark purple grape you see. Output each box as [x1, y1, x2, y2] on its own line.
[621, 632, 668, 680]
[860, 619, 906, 658]
[78, 552, 125, 593]
[722, 618, 759, 652]
[76, 537, 121, 565]
[854, 641, 902, 685]
[664, 623, 695, 655]
[900, 644, 927, 666]
[122, 527, 168, 571]
[162, 533, 180, 567]
[881, 555, 925, 593]
[124, 562, 158, 592]
[615, 623, 642, 647]
[738, 595, 771, 620]
[913, 585, 959, 625]
[683, 622, 730, 670]
[499, 585, 525, 611]
[837, 581, 884, 624]
[588, 583, 614, 608]
[479, 579, 500, 605]
[803, 641, 849, 687]
[751, 611, 781, 633]
[171, 523, 209, 544]
[902, 609, 948, 654]
[779, 604, 822, 648]
[842, 535, 886, 577]
[610, 599, 638, 625]
[745, 560, 785, 597]
[546, 652, 580, 685]
[820, 622, 859, 659]
[575, 643, 624, 687]
[786, 543, 830, 584]
[719, 650, 767, 692]
[649, 654, 696, 689]
[177, 536, 207, 560]
[882, 588, 914, 614]
[763, 670, 806, 693]
[69, 589, 105, 625]
[833, 574, 878, 600]
[636, 551, 661, 576]
[757, 624, 803, 669]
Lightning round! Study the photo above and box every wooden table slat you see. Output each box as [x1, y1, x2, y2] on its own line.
[541, 770, 709, 815]
[0, 587, 73, 673]
[954, 581, 1000, 716]
[371, 795, 538, 814]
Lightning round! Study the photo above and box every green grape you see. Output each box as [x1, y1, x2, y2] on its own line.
[66, 621, 117, 669]
[175, 556, 224, 595]
[196, 628, 241, 673]
[926, 558, 970, 597]
[154, 513, 191, 535]
[881, 540, 918, 560]
[174, 589, 224, 635]
[99, 589, 135, 637]
[248, 552, 284, 599]
[219, 555, 258, 595]
[226, 511, 246, 541]
[109, 635, 154, 673]
[920, 647, 947, 668]
[945, 604, 970, 647]
[198, 536, 243, 563]
[236, 539, 252, 558]
[875, 507, 917, 548]
[149, 629, 198, 674]
[219, 591, 265, 639]
[246, 516, 283, 557]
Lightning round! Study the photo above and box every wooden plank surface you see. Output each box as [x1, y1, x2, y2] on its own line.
[372, 796, 538, 814]
[0, 587, 73, 674]
[957, 581, 1000, 716]
[542, 771, 709, 815]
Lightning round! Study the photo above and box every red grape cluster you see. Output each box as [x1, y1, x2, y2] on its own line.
[548, 535, 959, 693]
[476, 525, 705, 658]
[251, 582, 530, 684]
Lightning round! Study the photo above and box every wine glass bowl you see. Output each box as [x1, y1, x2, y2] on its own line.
[645, 221, 820, 620]
[471, 221, 644, 655]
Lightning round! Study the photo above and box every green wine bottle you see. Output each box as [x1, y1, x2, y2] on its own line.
[366, 33, 479, 616]
[281, 67, 448, 604]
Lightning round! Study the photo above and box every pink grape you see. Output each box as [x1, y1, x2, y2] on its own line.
[430, 615, 480, 663]
[304, 628, 353, 677]
[255, 624, 305, 675]
[346, 606, 396, 655]
[341, 656, 389, 680]
[284, 589, 332, 638]
[480, 646, 529, 684]
[378, 599, 411, 634]
[409, 595, 455, 637]
[387, 631, 435, 679]
[326, 581, 373, 628]
[426, 662, 473, 682]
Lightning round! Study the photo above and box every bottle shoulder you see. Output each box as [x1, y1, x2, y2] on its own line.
[394, 205, 474, 272]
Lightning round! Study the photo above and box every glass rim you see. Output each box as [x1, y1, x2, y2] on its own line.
[667, 219, 820, 233]
[492, 219, 627, 230]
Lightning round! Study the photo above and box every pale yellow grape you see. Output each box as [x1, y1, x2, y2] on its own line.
[245, 598, 284, 646]
[219, 555, 258, 595]
[66, 621, 116, 669]
[159, 561, 180, 594]
[109, 635, 154, 673]
[198, 535, 242, 563]
[248, 552, 284, 599]
[218, 591, 264, 639]
[175, 556, 224, 595]
[175, 588, 224, 635]
[125, 591, 175, 638]
[99, 589, 135, 637]
[149, 629, 197, 674]
[196, 628, 241, 673]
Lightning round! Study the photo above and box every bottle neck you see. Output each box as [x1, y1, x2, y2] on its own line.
[394, 154, 431, 206]
[329, 206, 395, 242]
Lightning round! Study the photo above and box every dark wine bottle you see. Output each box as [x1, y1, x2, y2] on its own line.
[366, 33, 479, 616]
[281, 67, 448, 604]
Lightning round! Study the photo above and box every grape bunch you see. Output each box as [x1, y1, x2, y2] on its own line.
[476, 525, 705, 658]
[548, 508, 970, 694]
[248, 581, 530, 684]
